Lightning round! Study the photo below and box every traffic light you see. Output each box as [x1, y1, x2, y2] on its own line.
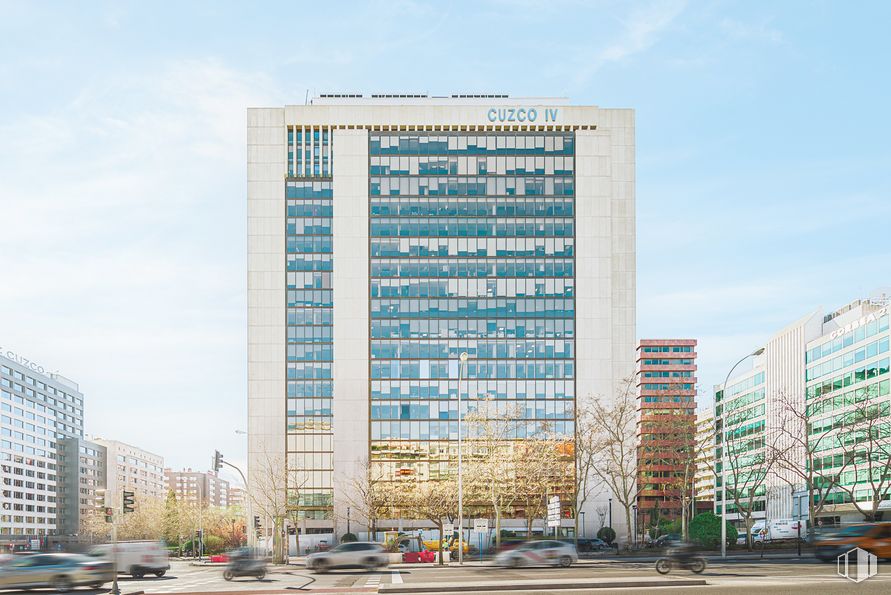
[104, 507, 113, 523]
[122, 490, 135, 514]
[213, 450, 223, 472]
[254, 516, 261, 537]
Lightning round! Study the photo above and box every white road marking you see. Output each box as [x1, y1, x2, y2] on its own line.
[391, 570, 403, 584]
[365, 573, 382, 587]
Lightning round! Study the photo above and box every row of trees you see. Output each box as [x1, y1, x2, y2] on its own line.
[342, 402, 575, 561]
[247, 377, 891, 560]
[80, 492, 246, 554]
[721, 382, 891, 547]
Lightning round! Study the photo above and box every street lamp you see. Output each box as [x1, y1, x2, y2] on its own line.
[580, 511, 586, 539]
[457, 352, 468, 565]
[720, 347, 765, 558]
[632, 504, 638, 545]
[608, 497, 612, 528]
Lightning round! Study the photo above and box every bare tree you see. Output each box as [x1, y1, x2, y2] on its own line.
[403, 476, 459, 565]
[588, 376, 641, 544]
[574, 400, 600, 543]
[721, 418, 781, 549]
[828, 383, 891, 521]
[514, 433, 574, 538]
[653, 409, 712, 541]
[769, 390, 853, 538]
[464, 401, 522, 549]
[339, 456, 388, 541]
[594, 505, 607, 530]
[251, 451, 305, 564]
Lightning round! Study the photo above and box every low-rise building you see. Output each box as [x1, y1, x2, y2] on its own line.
[228, 486, 245, 510]
[93, 439, 165, 507]
[165, 469, 230, 508]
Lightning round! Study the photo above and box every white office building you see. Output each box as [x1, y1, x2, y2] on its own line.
[0, 347, 84, 543]
[93, 439, 165, 506]
[248, 95, 636, 542]
[716, 291, 890, 529]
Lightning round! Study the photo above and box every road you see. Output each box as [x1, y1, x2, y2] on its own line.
[78, 558, 891, 594]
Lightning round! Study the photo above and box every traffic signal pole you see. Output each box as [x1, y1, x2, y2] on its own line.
[213, 450, 256, 548]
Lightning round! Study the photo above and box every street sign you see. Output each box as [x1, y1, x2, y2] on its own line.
[473, 518, 489, 534]
[547, 496, 561, 528]
[443, 523, 454, 535]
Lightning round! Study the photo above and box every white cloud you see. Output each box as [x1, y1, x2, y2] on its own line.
[563, 0, 687, 86]
[0, 58, 282, 471]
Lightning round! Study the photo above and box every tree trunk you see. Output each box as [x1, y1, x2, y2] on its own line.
[624, 506, 632, 546]
[494, 507, 502, 549]
[526, 512, 533, 538]
[272, 517, 285, 564]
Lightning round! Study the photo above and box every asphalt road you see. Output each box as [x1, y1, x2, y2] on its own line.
[47, 558, 890, 594]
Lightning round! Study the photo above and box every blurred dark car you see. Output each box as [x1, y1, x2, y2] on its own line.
[653, 534, 682, 548]
[0, 553, 114, 591]
[574, 538, 614, 553]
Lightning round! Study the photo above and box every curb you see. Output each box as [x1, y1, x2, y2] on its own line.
[380, 579, 708, 593]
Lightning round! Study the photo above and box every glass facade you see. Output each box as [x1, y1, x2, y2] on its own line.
[368, 132, 576, 483]
[286, 179, 334, 520]
[804, 311, 891, 508]
[715, 371, 767, 518]
[1, 358, 83, 537]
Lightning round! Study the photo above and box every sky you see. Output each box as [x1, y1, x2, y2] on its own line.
[1, 0, 890, 484]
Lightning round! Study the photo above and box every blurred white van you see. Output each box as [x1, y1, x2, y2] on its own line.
[750, 519, 802, 541]
[87, 541, 170, 578]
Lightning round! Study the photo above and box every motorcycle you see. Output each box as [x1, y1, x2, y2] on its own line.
[655, 542, 706, 575]
[223, 554, 267, 581]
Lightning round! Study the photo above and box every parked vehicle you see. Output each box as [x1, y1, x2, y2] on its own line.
[745, 519, 803, 543]
[223, 549, 266, 581]
[574, 538, 614, 553]
[814, 523, 891, 561]
[305, 542, 388, 573]
[494, 540, 578, 568]
[652, 534, 682, 548]
[87, 540, 170, 578]
[736, 531, 766, 545]
[0, 553, 114, 591]
[655, 543, 706, 574]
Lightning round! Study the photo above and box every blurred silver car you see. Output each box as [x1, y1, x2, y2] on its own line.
[0, 553, 114, 591]
[495, 540, 578, 568]
[305, 542, 388, 573]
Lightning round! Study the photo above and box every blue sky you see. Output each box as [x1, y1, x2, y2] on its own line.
[1, 0, 890, 481]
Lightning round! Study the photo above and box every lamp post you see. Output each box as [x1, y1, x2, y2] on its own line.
[632, 504, 638, 545]
[457, 352, 468, 565]
[608, 498, 612, 529]
[580, 511, 586, 539]
[234, 430, 256, 548]
[720, 347, 765, 558]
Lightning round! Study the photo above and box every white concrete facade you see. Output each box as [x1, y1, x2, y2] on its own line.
[247, 97, 636, 543]
[93, 439, 165, 504]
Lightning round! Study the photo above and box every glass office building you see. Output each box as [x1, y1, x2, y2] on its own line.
[0, 348, 84, 541]
[248, 96, 636, 542]
[713, 293, 891, 528]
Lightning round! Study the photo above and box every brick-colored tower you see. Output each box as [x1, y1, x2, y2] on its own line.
[635, 339, 698, 522]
